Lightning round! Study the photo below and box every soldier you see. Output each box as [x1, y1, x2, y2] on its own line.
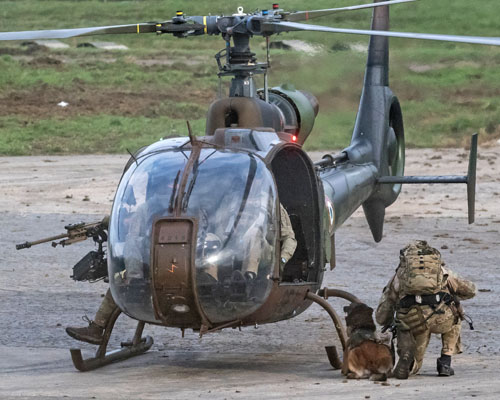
[239, 202, 296, 280]
[278, 203, 297, 275]
[375, 240, 476, 379]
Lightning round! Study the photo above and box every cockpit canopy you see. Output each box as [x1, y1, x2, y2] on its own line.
[108, 145, 278, 325]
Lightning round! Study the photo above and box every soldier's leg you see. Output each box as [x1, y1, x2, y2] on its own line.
[241, 232, 261, 278]
[395, 306, 430, 378]
[427, 306, 459, 376]
[94, 289, 119, 327]
[394, 328, 416, 379]
[441, 321, 461, 356]
[66, 289, 118, 345]
[437, 323, 461, 376]
[410, 329, 432, 375]
[442, 323, 462, 355]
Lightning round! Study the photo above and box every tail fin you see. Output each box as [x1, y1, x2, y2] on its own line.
[318, 1, 473, 243]
[344, 1, 404, 242]
[366, 0, 389, 87]
[467, 133, 477, 224]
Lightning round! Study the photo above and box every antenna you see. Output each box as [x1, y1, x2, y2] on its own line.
[126, 148, 138, 166]
[186, 120, 196, 145]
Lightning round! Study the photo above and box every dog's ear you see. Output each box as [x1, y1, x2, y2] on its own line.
[343, 304, 353, 314]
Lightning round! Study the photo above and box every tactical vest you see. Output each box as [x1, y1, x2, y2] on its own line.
[399, 243, 444, 296]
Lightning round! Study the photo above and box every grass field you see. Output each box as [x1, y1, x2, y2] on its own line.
[0, 0, 499, 154]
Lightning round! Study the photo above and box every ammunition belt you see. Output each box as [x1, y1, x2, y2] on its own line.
[399, 292, 451, 309]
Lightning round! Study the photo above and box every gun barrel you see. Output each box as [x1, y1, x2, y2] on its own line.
[15, 218, 108, 251]
[15, 233, 68, 250]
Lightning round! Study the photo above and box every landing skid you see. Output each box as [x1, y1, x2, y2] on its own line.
[69, 307, 154, 372]
[306, 288, 361, 370]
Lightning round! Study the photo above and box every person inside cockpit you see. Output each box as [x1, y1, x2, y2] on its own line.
[241, 202, 297, 279]
[199, 198, 297, 285]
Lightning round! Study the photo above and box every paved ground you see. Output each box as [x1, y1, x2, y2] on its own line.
[1, 146, 499, 399]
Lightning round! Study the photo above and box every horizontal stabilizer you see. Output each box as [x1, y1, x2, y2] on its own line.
[467, 133, 477, 223]
[377, 133, 478, 224]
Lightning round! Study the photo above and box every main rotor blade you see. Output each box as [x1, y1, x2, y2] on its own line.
[265, 21, 500, 47]
[0, 23, 159, 41]
[284, 0, 417, 22]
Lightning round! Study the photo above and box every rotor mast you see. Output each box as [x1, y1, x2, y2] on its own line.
[214, 7, 270, 99]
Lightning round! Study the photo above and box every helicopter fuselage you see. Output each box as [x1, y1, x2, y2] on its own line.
[107, 126, 334, 331]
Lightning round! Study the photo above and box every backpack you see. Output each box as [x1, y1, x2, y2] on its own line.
[399, 241, 444, 296]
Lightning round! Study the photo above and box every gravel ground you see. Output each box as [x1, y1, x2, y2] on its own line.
[0, 146, 499, 399]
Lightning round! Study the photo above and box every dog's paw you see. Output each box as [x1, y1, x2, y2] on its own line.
[370, 373, 388, 382]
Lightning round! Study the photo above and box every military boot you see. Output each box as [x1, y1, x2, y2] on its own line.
[393, 349, 414, 379]
[437, 356, 455, 376]
[66, 318, 104, 345]
[394, 329, 415, 379]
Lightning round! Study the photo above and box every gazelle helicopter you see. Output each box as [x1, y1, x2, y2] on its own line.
[6, 0, 498, 372]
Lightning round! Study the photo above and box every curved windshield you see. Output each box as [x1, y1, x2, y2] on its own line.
[108, 152, 186, 322]
[187, 150, 278, 323]
[108, 147, 278, 325]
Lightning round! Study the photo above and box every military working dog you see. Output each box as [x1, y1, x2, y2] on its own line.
[342, 302, 393, 381]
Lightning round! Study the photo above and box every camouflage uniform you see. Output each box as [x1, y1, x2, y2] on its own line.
[242, 203, 296, 276]
[279, 203, 297, 268]
[376, 245, 476, 375]
[94, 288, 118, 328]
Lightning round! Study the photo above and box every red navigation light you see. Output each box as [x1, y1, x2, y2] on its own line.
[292, 135, 297, 142]
[273, 4, 279, 10]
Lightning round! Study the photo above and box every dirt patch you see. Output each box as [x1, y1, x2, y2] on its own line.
[26, 55, 63, 67]
[132, 55, 208, 67]
[0, 84, 216, 119]
[0, 147, 499, 398]
[408, 61, 482, 73]
[0, 42, 48, 56]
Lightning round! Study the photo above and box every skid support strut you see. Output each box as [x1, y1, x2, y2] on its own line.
[70, 307, 153, 371]
[305, 289, 361, 370]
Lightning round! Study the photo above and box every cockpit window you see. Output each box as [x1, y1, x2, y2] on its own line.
[185, 150, 278, 323]
[108, 152, 187, 322]
[108, 148, 277, 325]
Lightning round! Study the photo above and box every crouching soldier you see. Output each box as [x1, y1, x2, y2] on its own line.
[376, 240, 476, 379]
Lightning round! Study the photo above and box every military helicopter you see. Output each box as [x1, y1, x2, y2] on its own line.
[6, 0, 499, 372]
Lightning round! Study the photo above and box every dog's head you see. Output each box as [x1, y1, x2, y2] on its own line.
[344, 303, 376, 333]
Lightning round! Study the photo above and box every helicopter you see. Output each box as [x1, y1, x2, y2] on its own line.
[5, 0, 498, 372]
